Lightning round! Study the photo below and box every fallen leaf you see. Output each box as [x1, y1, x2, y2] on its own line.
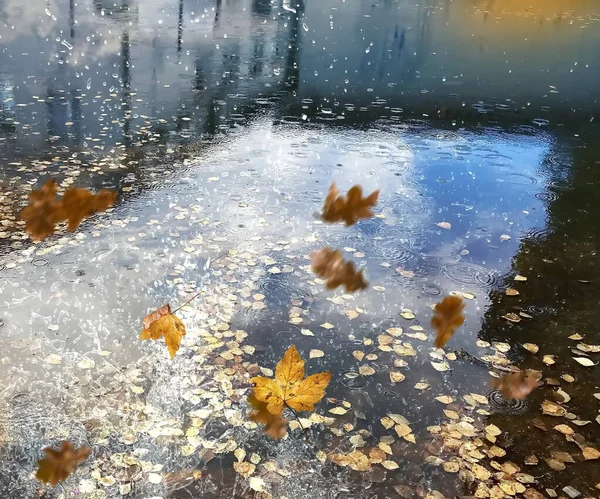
[490, 370, 541, 400]
[502, 313, 521, 323]
[553, 424, 574, 436]
[36, 441, 91, 486]
[436, 222, 451, 230]
[330, 450, 371, 471]
[233, 461, 256, 478]
[544, 458, 566, 471]
[506, 288, 520, 296]
[435, 395, 454, 404]
[573, 357, 595, 367]
[431, 296, 465, 348]
[248, 476, 266, 492]
[321, 183, 379, 226]
[583, 447, 600, 460]
[541, 400, 567, 417]
[390, 372, 405, 383]
[431, 361, 450, 372]
[523, 343, 539, 354]
[247, 393, 287, 439]
[140, 304, 186, 358]
[310, 247, 368, 292]
[382, 460, 399, 470]
[359, 365, 376, 376]
[250, 345, 331, 415]
[309, 349, 324, 359]
[514, 275, 528, 281]
[21, 179, 116, 241]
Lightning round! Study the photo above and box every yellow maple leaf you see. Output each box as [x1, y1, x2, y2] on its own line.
[140, 304, 186, 358]
[247, 393, 288, 439]
[250, 345, 331, 415]
[36, 441, 91, 486]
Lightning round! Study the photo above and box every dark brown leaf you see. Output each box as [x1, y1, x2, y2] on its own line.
[36, 441, 91, 486]
[61, 187, 117, 231]
[310, 247, 368, 292]
[20, 180, 65, 242]
[321, 183, 379, 226]
[431, 295, 465, 348]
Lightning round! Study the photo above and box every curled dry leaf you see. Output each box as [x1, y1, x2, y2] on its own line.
[21, 179, 117, 241]
[140, 304, 186, 358]
[247, 393, 288, 440]
[310, 247, 368, 292]
[431, 296, 466, 348]
[490, 370, 541, 400]
[250, 345, 331, 415]
[321, 183, 379, 226]
[36, 441, 91, 486]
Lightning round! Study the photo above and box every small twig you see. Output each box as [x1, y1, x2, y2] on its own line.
[284, 402, 306, 434]
[171, 289, 205, 315]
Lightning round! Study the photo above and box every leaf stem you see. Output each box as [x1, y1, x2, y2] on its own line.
[171, 289, 205, 315]
[284, 402, 306, 434]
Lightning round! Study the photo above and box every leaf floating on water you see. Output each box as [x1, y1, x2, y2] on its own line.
[310, 247, 368, 292]
[247, 393, 288, 440]
[36, 441, 91, 486]
[321, 183, 379, 226]
[21, 179, 117, 241]
[583, 447, 600, 460]
[573, 357, 596, 367]
[490, 370, 541, 400]
[577, 343, 600, 353]
[436, 222, 451, 230]
[523, 343, 539, 354]
[431, 361, 450, 372]
[140, 304, 186, 358]
[506, 288, 520, 296]
[431, 296, 465, 348]
[541, 400, 567, 417]
[502, 313, 521, 323]
[514, 274, 528, 281]
[250, 345, 331, 415]
[329, 450, 371, 471]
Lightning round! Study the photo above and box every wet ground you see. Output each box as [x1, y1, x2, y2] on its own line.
[1, 0, 599, 498]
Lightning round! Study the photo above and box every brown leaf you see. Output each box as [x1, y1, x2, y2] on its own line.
[321, 183, 379, 226]
[329, 450, 371, 471]
[490, 370, 541, 400]
[61, 187, 117, 232]
[432, 296, 465, 348]
[583, 447, 600, 460]
[20, 180, 66, 242]
[36, 441, 91, 486]
[140, 304, 186, 358]
[20, 180, 117, 241]
[310, 247, 368, 292]
[247, 393, 288, 439]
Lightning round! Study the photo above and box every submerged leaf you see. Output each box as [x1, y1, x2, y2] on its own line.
[36, 441, 91, 486]
[140, 304, 186, 358]
[311, 247, 368, 292]
[432, 296, 465, 348]
[250, 345, 331, 415]
[321, 183, 379, 226]
[490, 370, 541, 400]
[247, 393, 288, 439]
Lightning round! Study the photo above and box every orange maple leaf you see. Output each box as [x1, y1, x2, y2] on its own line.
[490, 370, 541, 400]
[20, 180, 66, 242]
[61, 187, 117, 232]
[35, 441, 91, 486]
[321, 183, 379, 226]
[310, 247, 368, 292]
[248, 392, 288, 439]
[250, 345, 331, 416]
[20, 179, 117, 241]
[432, 295, 466, 348]
[140, 304, 186, 358]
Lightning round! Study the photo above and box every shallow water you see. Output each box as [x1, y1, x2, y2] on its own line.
[1, 0, 599, 498]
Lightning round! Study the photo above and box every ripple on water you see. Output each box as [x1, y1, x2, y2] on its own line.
[31, 258, 49, 267]
[521, 226, 551, 244]
[441, 262, 498, 288]
[487, 389, 528, 415]
[340, 371, 369, 390]
[257, 275, 307, 306]
[503, 173, 538, 186]
[534, 190, 559, 202]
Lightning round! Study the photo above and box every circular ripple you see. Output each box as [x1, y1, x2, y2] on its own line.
[422, 283, 443, 296]
[258, 276, 307, 306]
[60, 268, 86, 283]
[442, 263, 497, 288]
[31, 258, 48, 267]
[534, 190, 558, 202]
[339, 371, 369, 390]
[522, 227, 551, 244]
[487, 389, 528, 415]
[504, 173, 538, 186]
[383, 390, 399, 400]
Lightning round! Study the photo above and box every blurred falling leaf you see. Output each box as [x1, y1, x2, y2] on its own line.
[247, 393, 287, 439]
[140, 304, 186, 358]
[310, 247, 368, 292]
[21, 179, 116, 241]
[490, 370, 541, 400]
[432, 296, 465, 348]
[36, 441, 91, 486]
[250, 345, 331, 415]
[321, 183, 379, 226]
